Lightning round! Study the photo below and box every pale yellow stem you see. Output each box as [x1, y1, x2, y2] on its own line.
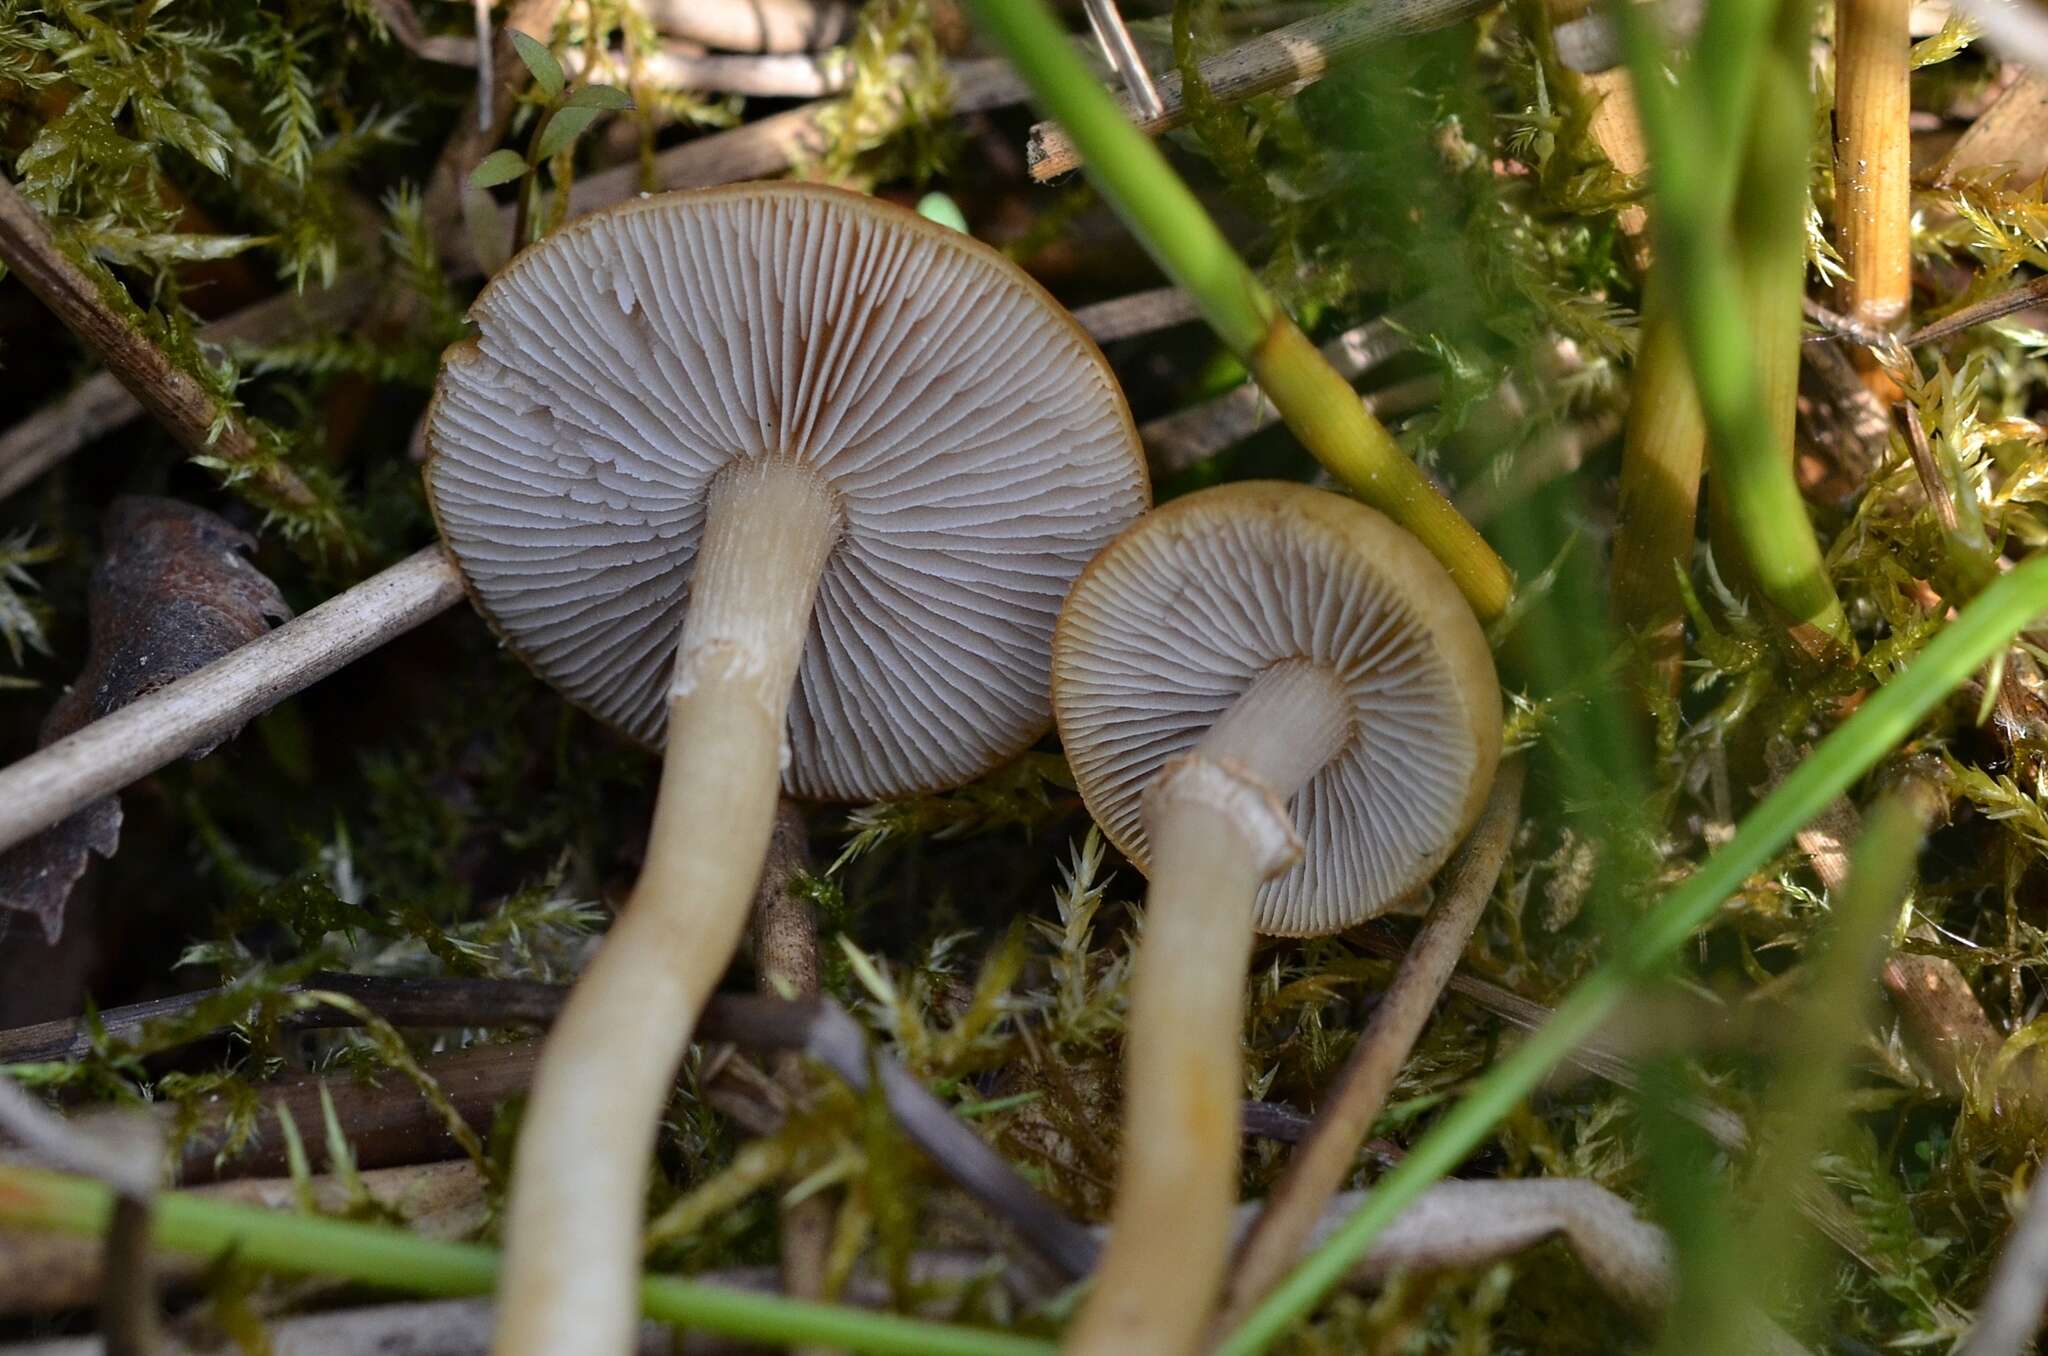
[1065, 663, 1349, 1356]
[492, 458, 839, 1356]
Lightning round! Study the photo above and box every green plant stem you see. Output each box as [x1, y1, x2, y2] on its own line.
[1609, 279, 1705, 691]
[1614, 0, 1853, 655]
[0, 1165, 1052, 1356]
[1604, 0, 1775, 682]
[1671, 796, 1922, 1353]
[1218, 551, 2048, 1356]
[960, 0, 1513, 621]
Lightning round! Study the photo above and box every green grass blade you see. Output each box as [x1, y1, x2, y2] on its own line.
[1217, 553, 2048, 1355]
[958, 0, 1515, 619]
[0, 1165, 1053, 1356]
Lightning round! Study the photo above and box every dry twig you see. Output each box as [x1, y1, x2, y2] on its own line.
[0, 548, 463, 856]
[0, 975, 1101, 1277]
[1025, 0, 1495, 181]
[0, 173, 317, 512]
[644, 0, 852, 52]
[0, 279, 370, 502]
[1215, 761, 1523, 1331]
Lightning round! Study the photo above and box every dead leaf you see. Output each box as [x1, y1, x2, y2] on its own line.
[0, 497, 290, 943]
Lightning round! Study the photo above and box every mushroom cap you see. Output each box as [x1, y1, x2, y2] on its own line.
[1051, 482, 1501, 936]
[425, 182, 1149, 802]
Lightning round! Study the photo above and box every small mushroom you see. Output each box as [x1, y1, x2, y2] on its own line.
[1050, 481, 1500, 1354]
[424, 182, 1148, 1356]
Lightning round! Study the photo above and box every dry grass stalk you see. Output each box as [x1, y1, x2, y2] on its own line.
[1833, 0, 1914, 395]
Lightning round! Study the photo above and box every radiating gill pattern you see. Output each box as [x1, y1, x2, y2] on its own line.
[427, 185, 1147, 801]
[1054, 491, 1489, 935]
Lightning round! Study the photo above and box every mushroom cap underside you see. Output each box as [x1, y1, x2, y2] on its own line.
[426, 182, 1149, 802]
[1051, 481, 1502, 936]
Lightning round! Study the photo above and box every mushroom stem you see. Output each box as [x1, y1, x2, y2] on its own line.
[1195, 660, 1353, 796]
[493, 457, 839, 1356]
[1065, 662, 1349, 1356]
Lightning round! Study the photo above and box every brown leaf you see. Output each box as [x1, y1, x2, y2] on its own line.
[0, 497, 290, 944]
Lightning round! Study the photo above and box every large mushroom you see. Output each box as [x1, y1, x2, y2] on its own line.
[423, 181, 1148, 1356]
[1050, 481, 1500, 1355]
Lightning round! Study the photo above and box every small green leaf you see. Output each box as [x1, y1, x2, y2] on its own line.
[509, 31, 565, 99]
[534, 105, 601, 162]
[565, 84, 634, 111]
[916, 191, 968, 233]
[469, 149, 530, 188]
[462, 183, 513, 275]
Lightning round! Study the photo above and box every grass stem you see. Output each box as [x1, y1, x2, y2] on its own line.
[962, 0, 1513, 620]
[1614, 0, 1853, 654]
[1833, 0, 1913, 396]
[0, 1164, 1052, 1356]
[1220, 550, 2048, 1355]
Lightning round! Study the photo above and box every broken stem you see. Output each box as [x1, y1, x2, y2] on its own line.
[492, 458, 839, 1356]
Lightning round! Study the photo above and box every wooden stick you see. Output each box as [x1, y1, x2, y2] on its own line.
[0, 548, 463, 856]
[1833, 0, 1914, 395]
[1904, 273, 2048, 348]
[643, 0, 852, 52]
[0, 174, 318, 512]
[1212, 761, 1523, 1332]
[1068, 286, 1202, 343]
[1024, 0, 1494, 182]
[0, 977, 1102, 1278]
[0, 278, 372, 501]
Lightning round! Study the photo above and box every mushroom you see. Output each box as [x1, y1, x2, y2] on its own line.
[423, 181, 1148, 1356]
[1049, 481, 1500, 1355]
